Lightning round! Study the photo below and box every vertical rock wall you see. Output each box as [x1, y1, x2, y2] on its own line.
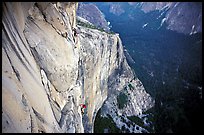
[2, 2, 154, 133]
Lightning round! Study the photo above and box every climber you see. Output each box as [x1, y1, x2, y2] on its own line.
[73, 27, 80, 37]
[72, 27, 80, 48]
[73, 27, 77, 37]
[80, 104, 86, 115]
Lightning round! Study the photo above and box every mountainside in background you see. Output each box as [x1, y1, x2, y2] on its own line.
[77, 3, 110, 32]
[91, 2, 202, 35]
[140, 2, 202, 34]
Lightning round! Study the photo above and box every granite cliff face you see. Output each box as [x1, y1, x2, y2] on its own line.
[2, 2, 154, 133]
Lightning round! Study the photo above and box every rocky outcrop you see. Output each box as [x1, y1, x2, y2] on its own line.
[2, 2, 154, 133]
[100, 78, 154, 133]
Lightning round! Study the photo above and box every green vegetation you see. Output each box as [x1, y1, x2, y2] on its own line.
[117, 92, 128, 109]
[127, 114, 155, 133]
[143, 108, 155, 122]
[128, 83, 134, 90]
[77, 19, 98, 29]
[77, 19, 115, 34]
[124, 86, 127, 91]
[107, 30, 115, 34]
[127, 116, 144, 127]
[143, 109, 155, 133]
[94, 109, 121, 133]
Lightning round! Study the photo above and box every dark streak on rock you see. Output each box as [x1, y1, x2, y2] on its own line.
[22, 94, 28, 106]
[32, 107, 46, 124]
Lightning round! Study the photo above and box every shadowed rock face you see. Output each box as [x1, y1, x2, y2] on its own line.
[2, 2, 154, 133]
